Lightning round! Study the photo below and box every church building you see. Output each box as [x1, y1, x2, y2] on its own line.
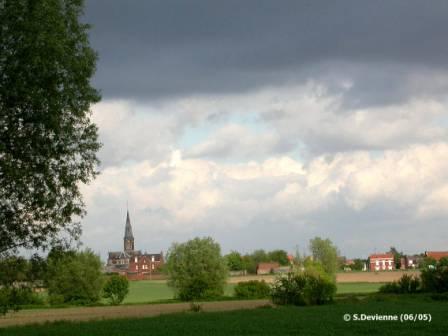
[107, 210, 164, 280]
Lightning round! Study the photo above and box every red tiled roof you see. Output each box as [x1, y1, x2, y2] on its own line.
[369, 253, 394, 260]
[426, 251, 448, 261]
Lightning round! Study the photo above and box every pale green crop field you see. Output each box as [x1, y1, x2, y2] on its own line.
[119, 281, 382, 303]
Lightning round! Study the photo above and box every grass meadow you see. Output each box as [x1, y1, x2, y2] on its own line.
[119, 280, 383, 303]
[2, 295, 447, 336]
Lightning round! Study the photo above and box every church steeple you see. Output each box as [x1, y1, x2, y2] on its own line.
[124, 209, 134, 252]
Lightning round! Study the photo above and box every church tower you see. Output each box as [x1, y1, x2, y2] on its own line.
[123, 210, 134, 252]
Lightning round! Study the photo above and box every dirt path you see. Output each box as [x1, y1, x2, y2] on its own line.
[0, 300, 271, 328]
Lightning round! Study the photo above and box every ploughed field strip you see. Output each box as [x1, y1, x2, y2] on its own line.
[0, 300, 271, 328]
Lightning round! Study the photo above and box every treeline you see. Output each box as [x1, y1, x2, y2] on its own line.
[0, 248, 128, 314]
[224, 249, 290, 273]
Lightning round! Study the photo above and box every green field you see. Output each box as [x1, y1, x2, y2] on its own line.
[336, 282, 385, 294]
[118, 281, 237, 304]
[118, 281, 383, 303]
[3, 296, 447, 335]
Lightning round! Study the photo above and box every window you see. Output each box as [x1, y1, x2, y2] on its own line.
[152, 264, 155, 270]
[151, 256, 155, 262]
[375, 261, 379, 266]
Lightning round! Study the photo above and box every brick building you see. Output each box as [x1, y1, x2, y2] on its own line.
[107, 210, 164, 279]
[369, 253, 395, 271]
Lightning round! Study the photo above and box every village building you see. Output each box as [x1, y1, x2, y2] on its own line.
[369, 253, 395, 271]
[256, 262, 280, 275]
[425, 251, 448, 262]
[107, 210, 164, 280]
[400, 255, 422, 269]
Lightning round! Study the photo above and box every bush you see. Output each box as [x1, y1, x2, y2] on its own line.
[165, 237, 228, 301]
[103, 275, 129, 305]
[379, 274, 421, 294]
[46, 249, 105, 305]
[270, 272, 336, 306]
[0, 287, 43, 314]
[421, 265, 448, 293]
[234, 280, 271, 299]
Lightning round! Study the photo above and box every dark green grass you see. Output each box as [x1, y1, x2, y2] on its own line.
[2, 295, 447, 336]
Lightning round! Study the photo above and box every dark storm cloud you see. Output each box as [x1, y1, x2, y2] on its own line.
[84, 0, 448, 104]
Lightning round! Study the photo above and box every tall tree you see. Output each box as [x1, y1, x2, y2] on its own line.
[165, 237, 227, 301]
[224, 251, 244, 271]
[268, 249, 290, 266]
[309, 237, 340, 277]
[0, 0, 100, 255]
[388, 247, 403, 269]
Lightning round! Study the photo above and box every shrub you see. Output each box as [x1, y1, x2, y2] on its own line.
[270, 272, 336, 306]
[165, 237, 227, 301]
[103, 275, 129, 305]
[46, 249, 105, 305]
[421, 265, 448, 293]
[234, 280, 271, 299]
[0, 287, 43, 314]
[379, 282, 400, 294]
[379, 274, 421, 294]
[189, 302, 203, 312]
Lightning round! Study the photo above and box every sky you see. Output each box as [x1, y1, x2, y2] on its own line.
[80, 1, 448, 260]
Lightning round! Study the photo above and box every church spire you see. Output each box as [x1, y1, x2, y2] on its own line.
[124, 209, 134, 252]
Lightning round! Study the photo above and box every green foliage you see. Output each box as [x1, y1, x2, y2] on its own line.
[270, 272, 336, 306]
[103, 275, 129, 305]
[46, 249, 104, 305]
[0, 0, 100, 255]
[224, 251, 244, 271]
[0, 256, 29, 286]
[0, 255, 46, 314]
[267, 250, 289, 266]
[241, 255, 257, 274]
[388, 247, 403, 269]
[234, 280, 271, 299]
[0, 286, 43, 314]
[189, 302, 203, 312]
[165, 237, 228, 301]
[421, 264, 448, 293]
[251, 250, 269, 264]
[438, 257, 448, 267]
[309, 237, 340, 276]
[379, 274, 421, 294]
[351, 259, 367, 271]
[27, 254, 48, 283]
[420, 257, 437, 269]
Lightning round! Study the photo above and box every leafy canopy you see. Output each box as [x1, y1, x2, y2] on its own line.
[46, 249, 104, 305]
[0, 0, 100, 255]
[309, 237, 340, 277]
[165, 237, 227, 301]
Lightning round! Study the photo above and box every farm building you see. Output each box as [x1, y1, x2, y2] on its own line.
[369, 253, 395, 271]
[106, 210, 164, 280]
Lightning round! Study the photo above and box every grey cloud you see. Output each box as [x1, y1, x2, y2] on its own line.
[85, 1, 448, 106]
